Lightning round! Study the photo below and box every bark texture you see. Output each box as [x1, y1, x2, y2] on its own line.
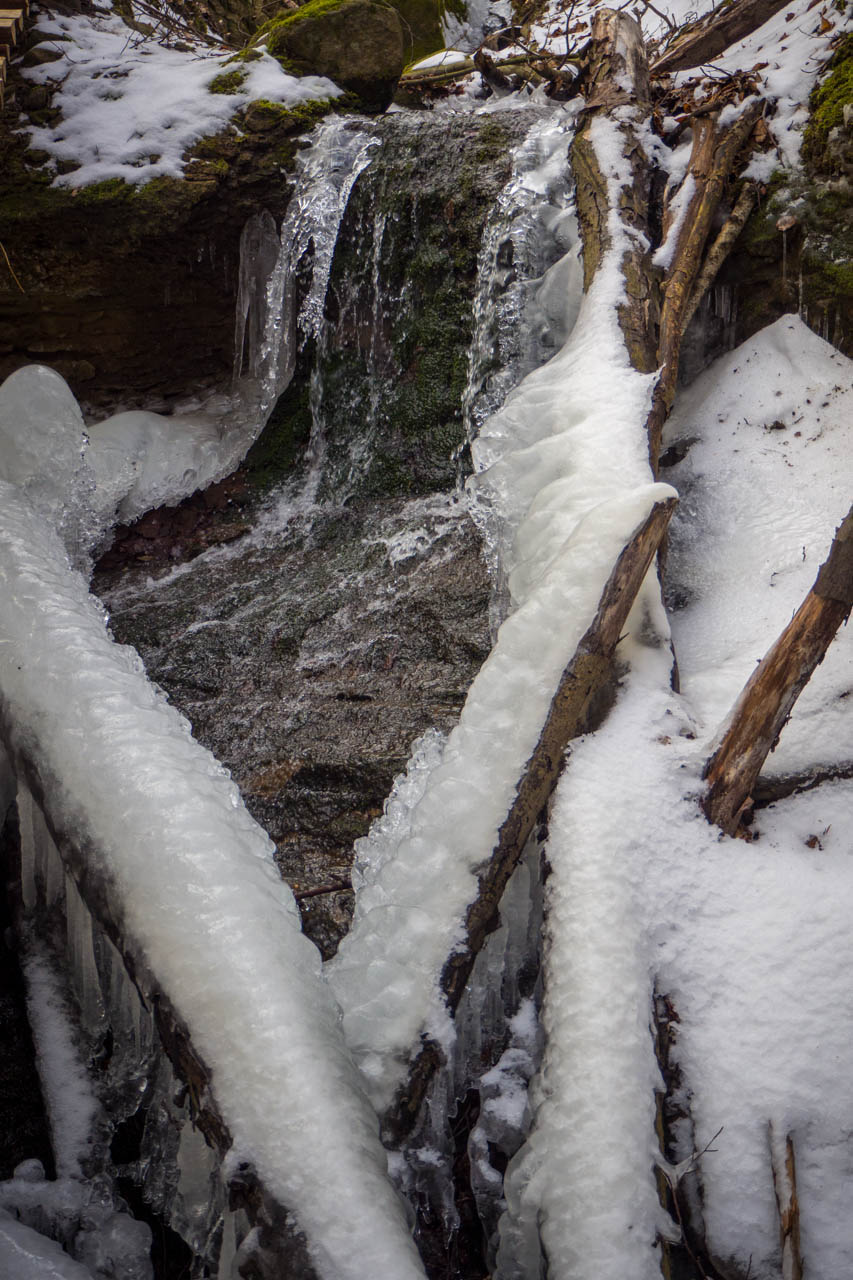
[703, 505, 853, 835]
[645, 101, 764, 467]
[652, 0, 791, 75]
[572, 8, 658, 372]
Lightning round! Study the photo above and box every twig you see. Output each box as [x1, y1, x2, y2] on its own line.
[0, 241, 25, 294]
[294, 880, 353, 901]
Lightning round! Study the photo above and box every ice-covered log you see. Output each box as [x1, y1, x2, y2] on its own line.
[384, 492, 678, 1140]
[0, 481, 426, 1280]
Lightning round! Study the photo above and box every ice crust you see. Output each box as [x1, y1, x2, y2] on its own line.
[0, 485, 425, 1280]
[0, 1210, 98, 1280]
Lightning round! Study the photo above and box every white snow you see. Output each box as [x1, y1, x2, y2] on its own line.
[498, 320, 853, 1279]
[664, 315, 853, 775]
[0, 485, 426, 1280]
[20, 2, 342, 188]
[669, 0, 844, 177]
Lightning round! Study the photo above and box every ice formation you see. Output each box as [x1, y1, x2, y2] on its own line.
[0, 480, 426, 1280]
[327, 104, 677, 1117]
[0, 1209, 99, 1280]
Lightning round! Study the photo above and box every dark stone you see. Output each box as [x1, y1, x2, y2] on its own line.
[262, 0, 406, 109]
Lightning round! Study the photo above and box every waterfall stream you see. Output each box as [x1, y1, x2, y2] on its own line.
[0, 101, 585, 1280]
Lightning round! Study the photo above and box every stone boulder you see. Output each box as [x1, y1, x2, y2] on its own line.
[260, 0, 406, 109]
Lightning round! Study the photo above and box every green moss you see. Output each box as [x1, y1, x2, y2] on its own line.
[208, 68, 248, 94]
[803, 33, 853, 167]
[243, 355, 314, 490]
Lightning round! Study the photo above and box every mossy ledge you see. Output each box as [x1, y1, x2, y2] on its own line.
[0, 96, 351, 408]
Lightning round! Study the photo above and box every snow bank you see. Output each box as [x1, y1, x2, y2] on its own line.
[499, 317, 853, 1278]
[665, 315, 853, 775]
[0, 484, 425, 1280]
[21, 1, 342, 188]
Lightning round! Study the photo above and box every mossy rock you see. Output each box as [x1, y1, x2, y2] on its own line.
[802, 32, 853, 173]
[257, 0, 405, 109]
[244, 111, 535, 503]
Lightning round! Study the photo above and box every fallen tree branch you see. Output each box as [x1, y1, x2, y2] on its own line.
[751, 760, 853, 808]
[645, 100, 764, 468]
[703, 505, 853, 835]
[652, 0, 791, 75]
[682, 179, 759, 332]
[383, 493, 678, 1142]
[769, 1124, 804, 1280]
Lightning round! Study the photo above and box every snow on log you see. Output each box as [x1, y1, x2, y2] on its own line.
[651, 0, 792, 75]
[703, 505, 853, 835]
[384, 492, 678, 1140]
[0, 481, 426, 1280]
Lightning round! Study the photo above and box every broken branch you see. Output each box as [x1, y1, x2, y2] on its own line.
[703, 505, 853, 835]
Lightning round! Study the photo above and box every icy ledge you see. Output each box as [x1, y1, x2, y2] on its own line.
[0, 481, 424, 1280]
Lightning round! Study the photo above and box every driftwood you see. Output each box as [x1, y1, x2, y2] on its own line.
[383, 493, 678, 1142]
[652, 0, 791, 75]
[703, 505, 853, 835]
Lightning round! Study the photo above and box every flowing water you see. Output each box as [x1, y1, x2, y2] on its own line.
[2, 100, 583, 1279]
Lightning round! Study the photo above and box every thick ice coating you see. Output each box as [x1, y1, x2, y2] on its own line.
[0, 483, 425, 1280]
[328, 110, 677, 1112]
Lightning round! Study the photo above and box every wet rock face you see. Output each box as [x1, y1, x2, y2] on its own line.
[0, 100, 334, 415]
[96, 490, 491, 958]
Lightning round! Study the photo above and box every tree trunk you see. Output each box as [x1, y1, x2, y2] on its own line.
[703, 505, 853, 835]
[644, 102, 764, 468]
[652, 0, 791, 75]
[572, 9, 659, 373]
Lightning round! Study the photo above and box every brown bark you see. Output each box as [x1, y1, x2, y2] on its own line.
[652, 0, 791, 75]
[645, 101, 764, 468]
[383, 494, 678, 1142]
[703, 506, 853, 835]
[681, 180, 759, 333]
[572, 13, 763, 471]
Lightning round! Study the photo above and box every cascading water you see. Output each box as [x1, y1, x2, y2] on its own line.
[233, 118, 381, 436]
